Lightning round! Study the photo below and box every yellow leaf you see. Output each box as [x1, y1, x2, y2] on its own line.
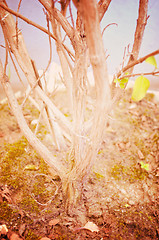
[145, 56, 157, 68]
[131, 76, 150, 101]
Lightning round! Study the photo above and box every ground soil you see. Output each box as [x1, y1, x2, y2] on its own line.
[0, 88, 159, 240]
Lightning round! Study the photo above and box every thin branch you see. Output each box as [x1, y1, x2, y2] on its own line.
[4, 38, 8, 75]
[0, 44, 5, 49]
[120, 44, 131, 72]
[69, 0, 74, 28]
[21, 9, 53, 107]
[38, 0, 80, 49]
[42, 8, 52, 83]
[0, 2, 75, 59]
[127, 0, 149, 71]
[119, 71, 159, 80]
[16, 0, 22, 49]
[8, 49, 26, 89]
[102, 22, 117, 36]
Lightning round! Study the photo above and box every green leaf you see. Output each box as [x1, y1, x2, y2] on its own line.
[120, 78, 128, 84]
[119, 82, 125, 89]
[114, 78, 119, 83]
[131, 76, 150, 101]
[145, 56, 157, 68]
[114, 77, 129, 89]
[140, 161, 149, 171]
[125, 72, 129, 75]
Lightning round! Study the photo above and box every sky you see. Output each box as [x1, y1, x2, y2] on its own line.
[0, 0, 159, 93]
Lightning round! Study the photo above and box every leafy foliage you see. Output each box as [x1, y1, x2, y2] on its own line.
[114, 73, 129, 89]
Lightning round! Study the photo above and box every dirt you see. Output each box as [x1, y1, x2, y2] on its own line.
[0, 89, 159, 240]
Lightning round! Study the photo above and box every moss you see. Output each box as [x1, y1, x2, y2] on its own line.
[111, 163, 148, 182]
[25, 230, 40, 240]
[144, 93, 155, 101]
[38, 158, 49, 174]
[0, 136, 50, 186]
[20, 194, 40, 213]
[0, 201, 18, 222]
[1, 138, 28, 189]
[0, 102, 10, 112]
[0, 136, 56, 216]
[108, 205, 158, 239]
[32, 176, 52, 205]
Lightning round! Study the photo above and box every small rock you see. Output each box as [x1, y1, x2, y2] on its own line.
[48, 219, 60, 226]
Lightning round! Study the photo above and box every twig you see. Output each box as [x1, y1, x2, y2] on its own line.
[8, 48, 26, 89]
[102, 22, 117, 36]
[119, 70, 159, 80]
[0, 44, 5, 48]
[2, 26, 25, 88]
[42, 8, 52, 84]
[62, 33, 67, 43]
[21, 11, 53, 107]
[119, 44, 131, 73]
[121, 46, 127, 70]
[4, 38, 8, 75]
[16, 0, 22, 49]
[69, 0, 74, 28]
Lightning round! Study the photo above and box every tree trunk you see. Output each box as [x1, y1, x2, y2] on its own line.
[62, 0, 112, 211]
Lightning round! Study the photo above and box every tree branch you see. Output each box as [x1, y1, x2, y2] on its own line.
[0, 2, 75, 59]
[116, 49, 159, 79]
[127, 0, 149, 72]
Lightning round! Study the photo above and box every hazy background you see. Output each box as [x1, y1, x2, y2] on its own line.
[0, 0, 159, 99]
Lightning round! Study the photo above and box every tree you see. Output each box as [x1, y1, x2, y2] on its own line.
[0, 0, 159, 213]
